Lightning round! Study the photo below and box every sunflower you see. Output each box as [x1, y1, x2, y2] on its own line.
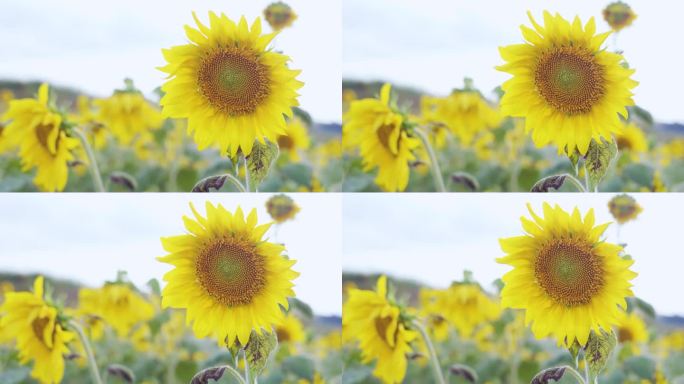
[498, 203, 637, 347]
[158, 202, 298, 346]
[419, 289, 450, 342]
[277, 116, 310, 161]
[343, 276, 417, 384]
[263, 2, 298, 31]
[73, 95, 108, 150]
[343, 84, 420, 192]
[0, 276, 74, 384]
[275, 312, 306, 353]
[497, 11, 638, 155]
[615, 311, 648, 352]
[78, 283, 154, 337]
[615, 122, 647, 158]
[94, 89, 163, 146]
[1, 84, 80, 191]
[427, 90, 501, 146]
[437, 284, 501, 338]
[266, 194, 300, 223]
[603, 2, 637, 32]
[608, 194, 642, 224]
[159, 12, 303, 157]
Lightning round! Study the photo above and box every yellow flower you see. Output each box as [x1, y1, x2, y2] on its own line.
[275, 312, 306, 352]
[497, 11, 638, 155]
[425, 90, 501, 146]
[0, 277, 74, 384]
[160, 12, 303, 156]
[615, 122, 647, 158]
[498, 203, 637, 347]
[94, 90, 163, 146]
[419, 289, 450, 342]
[343, 84, 420, 192]
[158, 202, 298, 346]
[1, 84, 80, 191]
[657, 138, 684, 166]
[437, 284, 501, 338]
[263, 2, 298, 31]
[608, 194, 642, 224]
[615, 311, 648, 352]
[73, 95, 108, 150]
[278, 116, 310, 161]
[603, 2, 637, 32]
[343, 276, 417, 384]
[297, 372, 325, 384]
[78, 283, 154, 337]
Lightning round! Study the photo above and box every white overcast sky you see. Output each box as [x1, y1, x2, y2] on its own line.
[343, 193, 683, 317]
[344, 0, 683, 124]
[0, 193, 342, 316]
[0, 0, 341, 123]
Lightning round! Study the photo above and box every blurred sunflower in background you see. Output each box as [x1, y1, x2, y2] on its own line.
[615, 311, 648, 353]
[94, 82, 162, 146]
[343, 275, 417, 384]
[498, 11, 637, 155]
[438, 283, 501, 338]
[615, 122, 648, 159]
[159, 12, 303, 156]
[78, 281, 154, 337]
[498, 202, 637, 347]
[275, 312, 306, 352]
[158, 202, 298, 346]
[343, 83, 419, 191]
[603, 1, 637, 32]
[608, 193, 642, 224]
[278, 116, 311, 161]
[0, 276, 74, 384]
[1, 84, 79, 191]
[263, 1, 298, 31]
[266, 193, 301, 223]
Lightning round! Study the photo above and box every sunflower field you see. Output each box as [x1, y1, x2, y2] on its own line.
[0, 196, 342, 384]
[341, 195, 683, 384]
[0, 3, 342, 193]
[342, 3, 683, 193]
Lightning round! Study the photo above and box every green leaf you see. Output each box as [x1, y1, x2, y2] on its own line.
[627, 297, 656, 319]
[106, 364, 135, 383]
[287, 297, 314, 319]
[585, 329, 617, 382]
[450, 172, 479, 191]
[176, 360, 199, 383]
[109, 171, 137, 191]
[247, 140, 279, 188]
[584, 138, 618, 191]
[448, 364, 478, 383]
[245, 330, 278, 378]
[146, 278, 161, 296]
[281, 163, 313, 186]
[0, 367, 31, 384]
[531, 366, 568, 384]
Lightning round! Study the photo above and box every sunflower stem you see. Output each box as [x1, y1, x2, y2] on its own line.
[72, 128, 106, 192]
[224, 174, 248, 193]
[242, 155, 251, 192]
[563, 174, 587, 192]
[68, 320, 104, 384]
[414, 127, 447, 192]
[562, 365, 587, 384]
[243, 349, 252, 383]
[583, 353, 596, 384]
[582, 162, 597, 192]
[413, 320, 446, 384]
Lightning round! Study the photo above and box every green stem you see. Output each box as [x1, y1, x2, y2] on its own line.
[68, 320, 104, 384]
[242, 155, 251, 192]
[564, 174, 587, 192]
[583, 163, 597, 193]
[563, 365, 587, 384]
[224, 174, 247, 192]
[583, 354, 596, 384]
[414, 127, 446, 192]
[243, 350, 251, 384]
[412, 320, 446, 384]
[72, 128, 106, 192]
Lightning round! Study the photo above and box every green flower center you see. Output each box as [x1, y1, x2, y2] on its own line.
[535, 239, 604, 307]
[197, 48, 271, 117]
[195, 239, 266, 306]
[534, 47, 605, 115]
